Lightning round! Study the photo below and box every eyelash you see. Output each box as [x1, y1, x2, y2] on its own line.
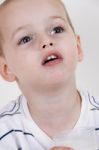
[18, 36, 33, 45]
[17, 26, 65, 46]
[51, 26, 65, 34]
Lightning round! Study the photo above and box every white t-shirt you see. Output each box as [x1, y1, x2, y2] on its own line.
[0, 90, 99, 150]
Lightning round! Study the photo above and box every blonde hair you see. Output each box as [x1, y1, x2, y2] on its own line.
[59, 0, 75, 33]
[0, 32, 4, 56]
[0, 0, 75, 56]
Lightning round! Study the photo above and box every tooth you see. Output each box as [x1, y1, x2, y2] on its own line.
[51, 55, 56, 59]
[47, 55, 56, 60]
[47, 56, 52, 60]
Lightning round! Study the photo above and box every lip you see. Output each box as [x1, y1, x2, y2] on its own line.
[41, 50, 63, 66]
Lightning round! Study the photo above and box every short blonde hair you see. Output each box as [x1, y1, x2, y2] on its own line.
[0, 32, 4, 56]
[59, 0, 75, 33]
[0, 0, 75, 56]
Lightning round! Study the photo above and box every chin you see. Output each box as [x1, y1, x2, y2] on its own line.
[45, 71, 67, 86]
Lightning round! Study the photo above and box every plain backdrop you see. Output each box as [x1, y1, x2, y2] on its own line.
[0, 0, 99, 109]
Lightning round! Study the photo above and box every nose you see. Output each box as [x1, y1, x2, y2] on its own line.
[42, 42, 53, 49]
[40, 32, 54, 50]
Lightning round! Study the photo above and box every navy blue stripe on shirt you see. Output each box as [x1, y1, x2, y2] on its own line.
[0, 129, 34, 140]
[88, 92, 99, 109]
[0, 96, 22, 118]
[0, 103, 17, 115]
[95, 128, 99, 131]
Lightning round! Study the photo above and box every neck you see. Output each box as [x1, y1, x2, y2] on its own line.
[22, 81, 81, 138]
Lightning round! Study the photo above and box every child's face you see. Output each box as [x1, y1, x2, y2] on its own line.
[0, 0, 83, 93]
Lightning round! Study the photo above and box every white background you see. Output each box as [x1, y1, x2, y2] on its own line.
[0, 0, 99, 109]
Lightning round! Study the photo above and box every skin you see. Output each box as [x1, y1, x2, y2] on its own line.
[0, 0, 83, 149]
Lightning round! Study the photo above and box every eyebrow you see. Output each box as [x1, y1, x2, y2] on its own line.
[49, 15, 67, 22]
[11, 16, 67, 40]
[11, 25, 31, 40]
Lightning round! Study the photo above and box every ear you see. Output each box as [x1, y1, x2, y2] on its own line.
[0, 57, 16, 82]
[76, 35, 84, 62]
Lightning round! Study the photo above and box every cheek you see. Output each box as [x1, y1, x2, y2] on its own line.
[62, 38, 78, 62]
[4, 50, 36, 78]
[62, 40, 78, 72]
[7, 60, 25, 79]
[66, 51, 77, 72]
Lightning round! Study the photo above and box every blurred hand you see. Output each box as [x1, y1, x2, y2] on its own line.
[50, 146, 73, 150]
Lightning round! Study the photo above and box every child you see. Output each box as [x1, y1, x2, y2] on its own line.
[0, 0, 99, 149]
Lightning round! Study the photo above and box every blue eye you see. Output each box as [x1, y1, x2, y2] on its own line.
[18, 36, 33, 45]
[52, 26, 65, 34]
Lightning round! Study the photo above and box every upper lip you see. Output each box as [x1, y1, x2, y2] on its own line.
[41, 50, 63, 65]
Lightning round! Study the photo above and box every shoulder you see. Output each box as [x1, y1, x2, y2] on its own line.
[0, 95, 23, 142]
[79, 89, 99, 110]
[0, 95, 22, 120]
[0, 95, 23, 130]
[80, 89, 99, 126]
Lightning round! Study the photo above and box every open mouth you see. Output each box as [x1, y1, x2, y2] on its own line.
[42, 51, 63, 66]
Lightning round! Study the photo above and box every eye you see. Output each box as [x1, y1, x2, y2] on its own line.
[51, 26, 65, 35]
[18, 36, 33, 45]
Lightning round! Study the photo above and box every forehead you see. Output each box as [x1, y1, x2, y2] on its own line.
[0, 0, 67, 37]
[0, 0, 66, 16]
[0, 0, 67, 21]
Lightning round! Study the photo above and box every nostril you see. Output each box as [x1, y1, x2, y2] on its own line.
[42, 43, 53, 48]
[42, 45, 46, 48]
[50, 43, 53, 46]
[42, 43, 53, 49]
